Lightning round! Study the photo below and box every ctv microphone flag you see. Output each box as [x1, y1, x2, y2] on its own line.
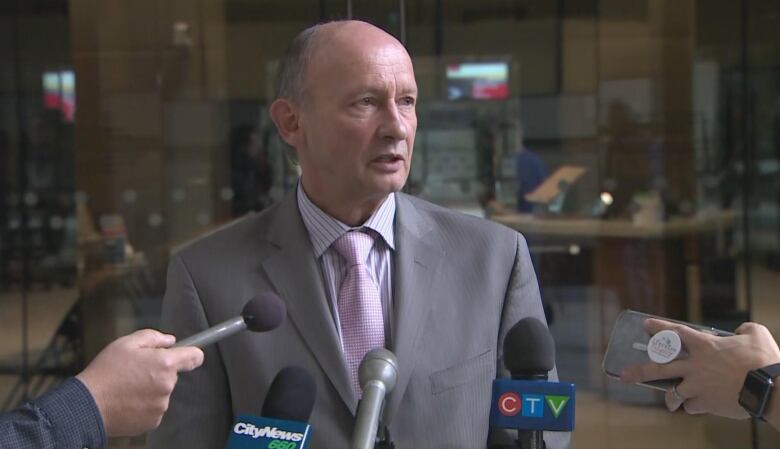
[489, 379, 576, 432]
[225, 414, 312, 449]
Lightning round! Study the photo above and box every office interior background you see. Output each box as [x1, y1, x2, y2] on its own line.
[1, 0, 780, 447]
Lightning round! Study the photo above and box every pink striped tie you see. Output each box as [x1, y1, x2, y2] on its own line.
[333, 230, 385, 397]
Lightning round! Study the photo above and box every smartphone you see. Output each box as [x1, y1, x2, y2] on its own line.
[602, 309, 733, 391]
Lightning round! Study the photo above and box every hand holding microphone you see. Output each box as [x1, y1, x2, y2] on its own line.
[76, 292, 284, 438]
[75, 329, 204, 437]
[174, 292, 286, 348]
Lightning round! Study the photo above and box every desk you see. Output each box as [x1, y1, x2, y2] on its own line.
[491, 211, 735, 321]
[492, 212, 735, 239]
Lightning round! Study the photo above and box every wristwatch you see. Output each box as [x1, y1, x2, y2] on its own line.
[739, 363, 780, 419]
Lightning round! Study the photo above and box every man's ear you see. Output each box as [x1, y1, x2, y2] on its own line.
[269, 98, 301, 146]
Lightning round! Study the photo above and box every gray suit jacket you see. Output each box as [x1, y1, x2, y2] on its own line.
[147, 192, 570, 449]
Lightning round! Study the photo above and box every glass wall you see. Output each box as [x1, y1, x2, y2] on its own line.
[1, 1, 778, 448]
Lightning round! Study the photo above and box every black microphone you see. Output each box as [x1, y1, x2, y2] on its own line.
[174, 292, 285, 348]
[262, 366, 317, 422]
[503, 317, 556, 449]
[504, 317, 556, 381]
[352, 348, 398, 449]
[225, 366, 317, 448]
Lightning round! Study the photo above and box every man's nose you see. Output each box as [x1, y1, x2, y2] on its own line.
[379, 103, 408, 141]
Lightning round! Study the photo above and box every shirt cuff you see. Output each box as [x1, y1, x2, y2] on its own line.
[34, 377, 107, 449]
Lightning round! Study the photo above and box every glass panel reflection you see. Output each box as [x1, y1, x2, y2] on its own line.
[0, 0, 778, 447]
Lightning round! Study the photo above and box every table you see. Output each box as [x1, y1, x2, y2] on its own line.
[491, 211, 735, 321]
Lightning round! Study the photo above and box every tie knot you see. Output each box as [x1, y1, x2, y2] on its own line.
[333, 230, 375, 266]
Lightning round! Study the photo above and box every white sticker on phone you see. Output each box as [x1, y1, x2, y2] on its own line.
[647, 330, 682, 364]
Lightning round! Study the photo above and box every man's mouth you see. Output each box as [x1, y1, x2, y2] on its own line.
[370, 153, 406, 172]
[372, 154, 404, 163]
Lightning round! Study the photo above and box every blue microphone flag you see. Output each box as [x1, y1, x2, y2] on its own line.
[225, 414, 312, 449]
[489, 379, 575, 432]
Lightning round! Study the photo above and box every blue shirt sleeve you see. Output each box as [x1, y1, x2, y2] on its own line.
[0, 377, 107, 449]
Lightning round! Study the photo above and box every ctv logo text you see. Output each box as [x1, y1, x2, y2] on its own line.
[497, 392, 570, 419]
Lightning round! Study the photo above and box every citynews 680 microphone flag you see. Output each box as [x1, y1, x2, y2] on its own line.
[226, 415, 311, 449]
[225, 366, 317, 449]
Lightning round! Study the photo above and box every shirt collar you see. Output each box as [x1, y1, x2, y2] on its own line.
[296, 182, 396, 257]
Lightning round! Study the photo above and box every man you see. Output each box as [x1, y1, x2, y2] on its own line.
[621, 318, 780, 431]
[512, 120, 547, 214]
[148, 20, 568, 448]
[0, 329, 203, 449]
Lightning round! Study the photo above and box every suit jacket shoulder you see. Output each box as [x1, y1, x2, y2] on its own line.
[397, 193, 517, 237]
[173, 201, 284, 265]
[396, 193, 522, 271]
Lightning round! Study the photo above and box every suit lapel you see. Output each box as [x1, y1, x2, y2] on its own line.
[259, 192, 357, 413]
[384, 194, 444, 423]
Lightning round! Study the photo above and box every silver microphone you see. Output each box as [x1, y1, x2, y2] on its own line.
[173, 316, 247, 348]
[351, 348, 398, 449]
[173, 292, 285, 348]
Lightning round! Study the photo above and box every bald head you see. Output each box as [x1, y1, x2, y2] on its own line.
[269, 19, 417, 225]
[274, 21, 408, 105]
[313, 20, 403, 48]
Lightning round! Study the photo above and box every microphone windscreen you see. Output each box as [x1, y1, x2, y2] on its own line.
[242, 292, 286, 332]
[358, 348, 398, 391]
[261, 366, 317, 422]
[503, 317, 555, 375]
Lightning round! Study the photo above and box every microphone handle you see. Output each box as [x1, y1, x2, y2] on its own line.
[352, 380, 386, 449]
[511, 372, 547, 449]
[517, 430, 544, 449]
[173, 316, 247, 348]
[374, 425, 394, 448]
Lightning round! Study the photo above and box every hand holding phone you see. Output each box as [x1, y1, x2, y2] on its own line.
[602, 310, 732, 391]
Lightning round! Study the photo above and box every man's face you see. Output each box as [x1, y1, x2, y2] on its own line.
[293, 27, 418, 208]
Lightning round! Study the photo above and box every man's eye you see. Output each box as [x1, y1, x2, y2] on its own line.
[400, 96, 416, 106]
[358, 97, 374, 106]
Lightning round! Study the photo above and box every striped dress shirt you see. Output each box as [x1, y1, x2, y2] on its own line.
[296, 183, 395, 349]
